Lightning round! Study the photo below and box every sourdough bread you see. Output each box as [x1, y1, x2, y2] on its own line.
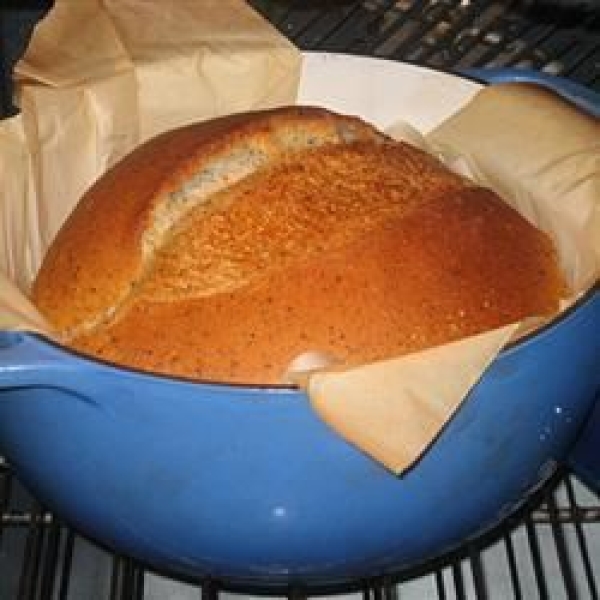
[32, 106, 566, 383]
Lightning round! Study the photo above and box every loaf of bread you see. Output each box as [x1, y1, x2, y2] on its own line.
[32, 106, 566, 384]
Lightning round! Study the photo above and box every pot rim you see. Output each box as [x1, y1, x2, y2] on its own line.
[22, 280, 599, 393]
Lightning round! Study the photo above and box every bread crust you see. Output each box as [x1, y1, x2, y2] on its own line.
[32, 106, 565, 384]
[32, 107, 383, 335]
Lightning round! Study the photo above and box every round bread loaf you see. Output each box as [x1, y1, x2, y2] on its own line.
[32, 106, 566, 384]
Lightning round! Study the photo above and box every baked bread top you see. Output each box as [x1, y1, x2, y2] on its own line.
[32, 106, 566, 383]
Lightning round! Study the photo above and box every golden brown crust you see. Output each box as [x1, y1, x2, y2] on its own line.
[70, 185, 564, 384]
[32, 106, 566, 384]
[32, 106, 382, 335]
[135, 140, 468, 301]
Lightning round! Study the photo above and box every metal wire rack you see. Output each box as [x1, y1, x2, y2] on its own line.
[250, 0, 600, 91]
[1, 458, 599, 599]
[1, 1, 600, 598]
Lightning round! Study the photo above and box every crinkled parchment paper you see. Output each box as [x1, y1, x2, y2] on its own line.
[308, 83, 599, 473]
[0, 5, 597, 476]
[1, 0, 301, 288]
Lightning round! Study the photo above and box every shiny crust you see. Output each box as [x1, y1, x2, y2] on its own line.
[32, 106, 565, 384]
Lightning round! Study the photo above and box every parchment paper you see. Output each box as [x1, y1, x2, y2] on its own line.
[307, 82, 599, 473]
[2, 0, 301, 287]
[0, 6, 597, 475]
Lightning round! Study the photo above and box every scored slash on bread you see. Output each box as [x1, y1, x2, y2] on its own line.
[31, 106, 566, 384]
[32, 107, 385, 338]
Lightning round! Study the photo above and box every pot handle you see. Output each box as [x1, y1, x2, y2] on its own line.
[460, 67, 600, 116]
[0, 331, 77, 390]
[565, 286, 600, 492]
[567, 395, 600, 492]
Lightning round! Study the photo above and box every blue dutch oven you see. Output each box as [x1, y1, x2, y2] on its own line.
[0, 66, 598, 590]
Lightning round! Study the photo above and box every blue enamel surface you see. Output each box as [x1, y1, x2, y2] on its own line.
[0, 70, 599, 588]
[462, 68, 600, 492]
[0, 291, 598, 586]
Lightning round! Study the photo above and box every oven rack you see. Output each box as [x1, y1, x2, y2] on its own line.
[1, 460, 599, 599]
[250, 0, 600, 92]
[1, 1, 600, 598]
